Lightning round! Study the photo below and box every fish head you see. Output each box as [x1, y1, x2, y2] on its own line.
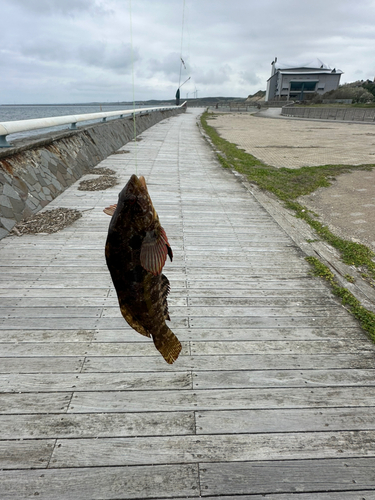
[113, 174, 156, 231]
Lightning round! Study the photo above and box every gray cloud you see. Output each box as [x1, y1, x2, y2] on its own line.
[1, 0, 375, 104]
[10, 0, 111, 16]
[195, 65, 232, 85]
[19, 39, 72, 62]
[78, 43, 137, 73]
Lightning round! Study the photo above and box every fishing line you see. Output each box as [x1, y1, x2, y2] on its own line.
[178, 0, 186, 90]
[129, 0, 138, 174]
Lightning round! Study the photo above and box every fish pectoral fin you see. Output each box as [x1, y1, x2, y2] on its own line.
[103, 204, 117, 216]
[140, 228, 171, 275]
[166, 244, 173, 262]
[160, 227, 173, 262]
[153, 327, 181, 364]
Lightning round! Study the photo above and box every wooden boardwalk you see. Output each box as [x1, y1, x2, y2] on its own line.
[1, 108, 375, 499]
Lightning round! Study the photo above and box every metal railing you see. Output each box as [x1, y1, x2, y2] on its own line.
[0, 103, 186, 148]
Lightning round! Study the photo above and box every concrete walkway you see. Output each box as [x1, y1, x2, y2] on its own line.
[1, 108, 375, 499]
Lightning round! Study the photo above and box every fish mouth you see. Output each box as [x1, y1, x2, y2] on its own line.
[115, 174, 151, 208]
[139, 176, 147, 189]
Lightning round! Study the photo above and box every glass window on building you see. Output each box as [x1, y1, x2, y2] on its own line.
[290, 81, 317, 91]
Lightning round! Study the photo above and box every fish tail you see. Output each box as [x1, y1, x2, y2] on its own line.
[153, 327, 182, 364]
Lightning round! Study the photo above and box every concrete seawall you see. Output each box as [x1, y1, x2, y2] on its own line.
[282, 106, 375, 121]
[0, 107, 184, 239]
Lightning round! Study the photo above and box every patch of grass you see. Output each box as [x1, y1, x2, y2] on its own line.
[285, 200, 375, 279]
[201, 110, 375, 280]
[306, 257, 375, 341]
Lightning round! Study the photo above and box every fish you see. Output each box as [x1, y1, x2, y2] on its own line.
[104, 174, 181, 364]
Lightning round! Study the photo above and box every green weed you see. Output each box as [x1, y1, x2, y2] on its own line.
[305, 257, 375, 341]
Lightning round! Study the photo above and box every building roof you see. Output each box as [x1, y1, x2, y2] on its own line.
[274, 58, 343, 74]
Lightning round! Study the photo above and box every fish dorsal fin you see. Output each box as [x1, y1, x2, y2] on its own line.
[103, 204, 117, 216]
[161, 274, 171, 321]
[140, 227, 172, 275]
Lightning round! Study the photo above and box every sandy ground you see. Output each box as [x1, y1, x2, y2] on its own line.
[209, 112, 375, 252]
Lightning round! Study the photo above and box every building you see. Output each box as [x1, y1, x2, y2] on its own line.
[265, 58, 343, 102]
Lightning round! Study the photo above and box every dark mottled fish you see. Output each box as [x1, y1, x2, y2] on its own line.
[104, 174, 181, 364]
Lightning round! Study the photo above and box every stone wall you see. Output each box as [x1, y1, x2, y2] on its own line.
[0, 108, 184, 239]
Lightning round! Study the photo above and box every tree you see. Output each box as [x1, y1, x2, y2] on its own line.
[323, 84, 374, 103]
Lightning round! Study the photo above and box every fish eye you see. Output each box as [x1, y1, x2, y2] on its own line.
[127, 194, 137, 205]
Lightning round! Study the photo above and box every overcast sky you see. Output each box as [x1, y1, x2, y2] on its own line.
[1, 0, 375, 104]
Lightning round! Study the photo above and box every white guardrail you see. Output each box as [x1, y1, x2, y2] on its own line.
[0, 103, 186, 148]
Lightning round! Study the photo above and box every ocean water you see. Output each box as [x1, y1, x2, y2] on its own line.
[0, 104, 139, 142]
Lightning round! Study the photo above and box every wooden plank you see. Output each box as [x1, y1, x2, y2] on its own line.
[196, 407, 375, 434]
[68, 386, 375, 413]
[50, 431, 375, 467]
[0, 371, 192, 392]
[0, 298, 111, 307]
[0, 441, 54, 470]
[0, 274, 112, 284]
[0, 357, 84, 373]
[184, 245, 289, 253]
[185, 252, 299, 260]
[185, 261, 309, 270]
[196, 494, 375, 500]
[185, 278, 333, 290]
[187, 296, 338, 307]
[0, 318, 101, 329]
[0, 393, 71, 414]
[0, 329, 97, 342]
[181, 327, 367, 342]
[83, 353, 375, 372]
[193, 368, 375, 389]
[0, 341, 190, 357]
[185, 288, 331, 298]
[0, 295, 186, 310]
[0, 279, 186, 290]
[188, 315, 359, 329]
[97, 316, 190, 330]
[185, 270, 309, 279]
[9, 313, 355, 332]
[0, 464, 199, 500]
[190, 340, 374, 355]
[0, 266, 110, 274]
[0, 306, 103, 318]
[199, 458, 375, 496]
[0, 316, 188, 331]
[0, 411, 195, 439]
[102, 304, 349, 318]
[0, 288, 109, 298]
